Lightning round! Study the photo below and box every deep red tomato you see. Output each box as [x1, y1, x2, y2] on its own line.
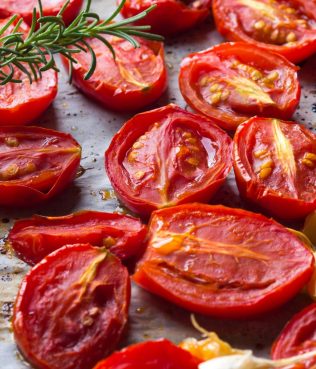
[233, 117, 316, 220]
[0, 18, 57, 126]
[0, 0, 83, 25]
[93, 339, 201, 369]
[179, 42, 300, 131]
[0, 126, 81, 207]
[272, 303, 316, 369]
[9, 210, 147, 265]
[120, 0, 212, 36]
[212, 0, 316, 64]
[62, 35, 167, 111]
[133, 203, 314, 318]
[13, 243, 130, 369]
[105, 104, 233, 218]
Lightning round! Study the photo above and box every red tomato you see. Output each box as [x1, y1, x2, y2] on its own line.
[0, 0, 83, 26]
[133, 203, 314, 318]
[212, 0, 316, 64]
[272, 303, 316, 369]
[233, 117, 316, 220]
[13, 243, 130, 369]
[9, 210, 147, 265]
[105, 104, 233, 218]
[120, 0, 212, 36]
[0, 18, 57, 126]
[93, 339, 201, 369]
[179, 42, 300, 131]
[0, 126, 81, 207]
[62, 35, 167, 111]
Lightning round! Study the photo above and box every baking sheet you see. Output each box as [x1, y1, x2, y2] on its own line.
[1, 0, 316, 367]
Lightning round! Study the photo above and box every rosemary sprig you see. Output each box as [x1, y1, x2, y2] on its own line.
[0, 0, 163, 85]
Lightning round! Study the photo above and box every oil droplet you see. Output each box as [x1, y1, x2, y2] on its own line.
[99, 189, 116, 201]
[136, 307, 145, 314]
[71, 126, 78, 131]
[76, 166, 86, 178]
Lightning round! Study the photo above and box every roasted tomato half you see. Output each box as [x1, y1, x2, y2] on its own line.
[272, 303, 316, 369]
[93, 339, 201, 369]
[179, 42, 300, 131]
[133, 203, 314, 318]
[8, 211, 147, 265]
[0, 0, 83, 25]
[13, 244, 130, 369]
[213, 0, 316, 64]
[0, 126, 81, 207]
[0, 18, 57, 126]
[62, 35, 167, 111]
[105, 104, 233, 218]
[233, 117, 316, 220]
[120, 0, 212, 36]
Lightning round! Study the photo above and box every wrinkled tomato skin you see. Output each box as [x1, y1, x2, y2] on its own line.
[9, 211, 147, 265]
[272, 303, 316, 369]
[105, 104, 233, 218]
[179, 42, 300, 131]
[212, 0, 316, 64]
[120, 0, 212, 36]
[13, 244, 130, 369]
[62, 37, 167, 111]
[93, 339, 201, 369]
[133, 203, 314, 318]
[233, 117, 316, 220]
[0, 0, 83, 26]
[0, 126, 81, 207]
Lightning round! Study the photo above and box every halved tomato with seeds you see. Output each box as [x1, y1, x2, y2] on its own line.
[13, 244, 130, 369]
[213, 0, 316, 64]
[179, 42, 300, 131]
[62, 35, 167, 111]
[233, 117, 316, 220]
[8, 210, 147, 265]
[0, 126, 81, 207]
[120, 0, 212, 36]
[105, 104, 233, 218]
[133, 203, 314, 318]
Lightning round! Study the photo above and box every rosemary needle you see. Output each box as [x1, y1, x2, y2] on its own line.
[0, 0, 163, 85]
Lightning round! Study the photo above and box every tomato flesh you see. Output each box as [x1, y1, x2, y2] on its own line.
[233, 117, 316, 220]
[13, 244, 130, 369]
[133, 203, 314, 318]
[105, 104, 233, 217]
[93, 339, 201, 369]
[179, 42, 300, 131]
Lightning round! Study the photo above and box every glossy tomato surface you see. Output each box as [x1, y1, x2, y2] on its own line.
[233, 117, 316, 220]
[0, 126, 81, 207]
[133, 203, 314, 318]
[13, 244, 130, 369]
[179, 42, 300, 131]
[105, 104, 233, 218]
[63, 35, 167, 111]
[213, 0, 316, 64]
[0, 18, 57, 126]
[0, 0, 83, 25]
[9, 211, 147, 265]
[120, 0, 212, 36]
[93, 339, 201, 369]
[272, 303, 316, 368]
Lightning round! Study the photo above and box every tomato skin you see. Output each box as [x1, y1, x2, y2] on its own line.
[179, 42, 300, 131]
[62, 37, 167, 112]
[0, 126, 81, 207]
[105, 104, 233, 218]
[93, 339, 201, 369]
[133, 203, 314, 318]
[272, 303, 316, 369]
[212, 0, 316, 64]
[13, 244, 130, 369]
[120, 0, 212, 36]
[233, 117, 316, 220]
[8, 211, 147, 265]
